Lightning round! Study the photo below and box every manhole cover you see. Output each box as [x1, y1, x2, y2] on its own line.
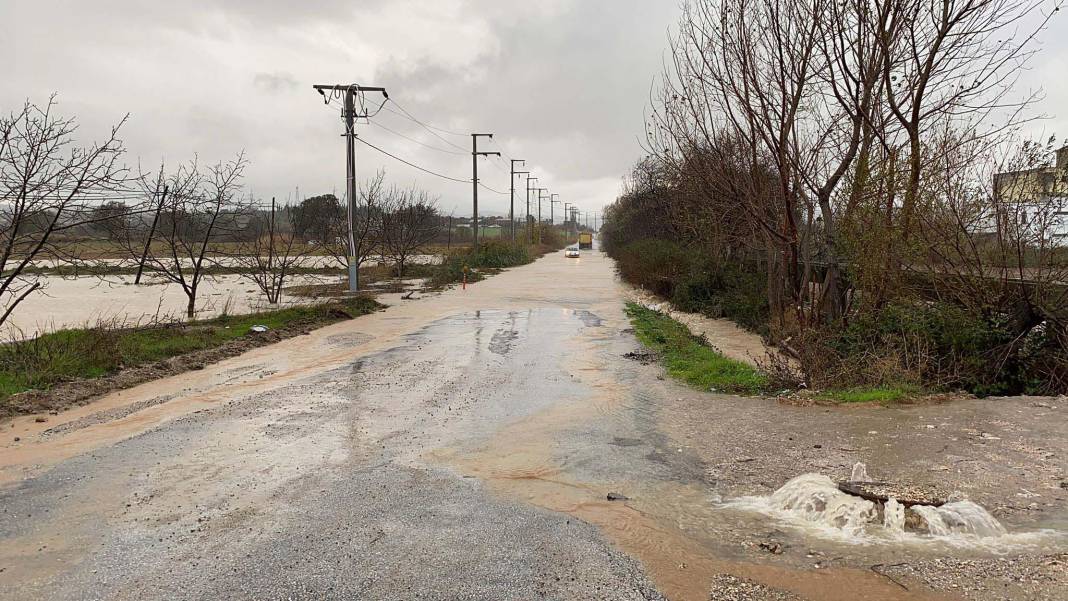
[837, 481, 946, 507]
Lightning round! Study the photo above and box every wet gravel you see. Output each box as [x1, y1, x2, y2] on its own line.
[707, 574, 802, 600]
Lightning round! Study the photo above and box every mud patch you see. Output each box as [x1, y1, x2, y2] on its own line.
[325, 332, 374, 348]
[624, 350, 658, 365]
[42, 394, 179, 437]
[489, 328, 520, 356]
[573, 310, 603, 327]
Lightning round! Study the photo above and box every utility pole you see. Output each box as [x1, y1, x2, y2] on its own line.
[312, 83, 388, 292]
[563, 202, 571, 239]
[508, 162, 525, 244]
[510, 160, 526, 241]
[536, 188, 547, 244]
[471, 133, 500, 251]
[550, 193, 559, 225]
[525, 176, 538, 244]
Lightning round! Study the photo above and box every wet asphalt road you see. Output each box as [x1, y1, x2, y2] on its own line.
[0, 252, 667, 600]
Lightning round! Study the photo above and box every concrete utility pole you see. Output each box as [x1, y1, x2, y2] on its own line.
[525, 176, 538, 244]
[550, 193, 559, 225]
[470, 134, 499, 250]
[510, 161, 528, 241]
[536, 188, 547, 244]
[312, 83, 388, 292]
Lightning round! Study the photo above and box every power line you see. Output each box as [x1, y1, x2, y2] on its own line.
[356, 138, 471, 184]
[387, 100, 468, 137]
[478, 181, 508, 195]
[369, 121, 467, 156]
[383, 102, 469, 153]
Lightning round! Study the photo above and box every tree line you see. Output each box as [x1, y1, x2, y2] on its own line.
[1, 97, 444, 324]
[603, 0, 1068, 395]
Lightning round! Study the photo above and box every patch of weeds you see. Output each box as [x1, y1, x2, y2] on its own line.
[625, 302, 767, 395]
[818, 385, 920, 404]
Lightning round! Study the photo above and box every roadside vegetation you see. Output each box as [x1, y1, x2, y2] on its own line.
[432, 229, 566, 287]
[626, 303, 766, 395]
[605, 0, 1067, 399]
[0, 297, 382, 414]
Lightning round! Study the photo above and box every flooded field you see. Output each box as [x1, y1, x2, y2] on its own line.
[1, 273, 345, 337]
[4, 254, 441, 336]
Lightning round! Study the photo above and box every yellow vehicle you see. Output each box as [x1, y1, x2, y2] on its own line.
[578, 232, 593, 249]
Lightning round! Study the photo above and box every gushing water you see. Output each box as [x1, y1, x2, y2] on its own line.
[723, 468, 1060, 551]
[850, 462, 870, 482]
[883, 498, 905, 532]
[912, 502, 1006, 537]
[764, 474, 876, 537]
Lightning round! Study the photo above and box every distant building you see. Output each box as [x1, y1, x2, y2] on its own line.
[992, 145, 1068, 241]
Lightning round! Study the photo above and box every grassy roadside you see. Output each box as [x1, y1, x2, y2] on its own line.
[625, 302, 767, 395]
[816, 386, 921, 404]
[625, 302, 924, 403]
[0, 297, 383, 413]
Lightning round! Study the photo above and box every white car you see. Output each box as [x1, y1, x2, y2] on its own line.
[565, 247, 581, 258]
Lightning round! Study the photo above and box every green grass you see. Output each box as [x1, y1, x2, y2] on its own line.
[625, 302, 767, 395]
[818, 385, 920, 404]
[0, 297, 383, 404]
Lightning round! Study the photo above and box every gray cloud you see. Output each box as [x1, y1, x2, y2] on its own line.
[3, 0, 1066, 216]
[253, 72, 299, 93]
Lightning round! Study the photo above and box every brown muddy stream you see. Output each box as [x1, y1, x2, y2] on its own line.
[418, 308, 1066, 600]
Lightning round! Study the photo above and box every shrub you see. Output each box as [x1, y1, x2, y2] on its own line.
[615, 239, 695, 297]
[431, 240, 534, 287]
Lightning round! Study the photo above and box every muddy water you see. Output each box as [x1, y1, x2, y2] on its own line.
[3, 247, 1065, 600]
[433, 309, 957, 600]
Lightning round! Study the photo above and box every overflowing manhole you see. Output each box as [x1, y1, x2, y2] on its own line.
[723, 463, 1015, 542]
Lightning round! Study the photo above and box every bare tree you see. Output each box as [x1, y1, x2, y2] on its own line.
[323, 171, 385, 290]
[644, 0, 1057, 331]
[111, 154, 250, 318]
[230, 197, 311, 304]
[379, 186, 440, 277]
[0, 97, 128, 328]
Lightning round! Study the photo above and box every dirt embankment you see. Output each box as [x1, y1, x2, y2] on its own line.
[1, 308, 371, 422]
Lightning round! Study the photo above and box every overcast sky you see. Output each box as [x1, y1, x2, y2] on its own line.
[4, 1, 1067, 219]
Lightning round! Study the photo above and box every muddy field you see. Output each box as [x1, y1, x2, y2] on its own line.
[1, 247, 1065, 600]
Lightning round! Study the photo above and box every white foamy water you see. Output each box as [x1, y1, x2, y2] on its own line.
[912, 502, 1007, 537]
[884, 498, 905, 532]
[850, 462, 870, 482]
[723, 472, 1064, 552]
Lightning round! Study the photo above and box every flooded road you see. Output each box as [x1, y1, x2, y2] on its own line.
[1, 249, 1065, 599]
